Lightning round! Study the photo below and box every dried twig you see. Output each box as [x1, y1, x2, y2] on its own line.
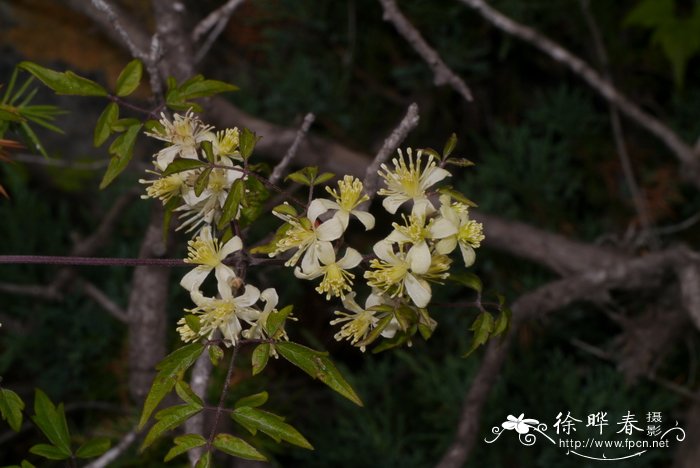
[89, 0, 147, 60]
[378, 0, 472, 102]
[84, 429, 139, 468]
[269, 113, 316, 184]
[79, 279, 129, 323]
[362, 102, 419, 203]
[193, 0, 246, 63]
[457, 0, 700, 186]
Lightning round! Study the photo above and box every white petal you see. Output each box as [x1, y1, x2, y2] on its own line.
[365, 293, 384, 309]
[338, 247, 362, 269]
[199, 225, 213, 244]
[236, 285, 261, 307]
[294, 266, 321, 279]
[352, 210, 375, 230]
[460, 244, 476, 267]
[155, 146, 181, 171]
[405, 274, 431, 308]
[214, 265, 236, 296]
[300, 244, 321, 274]
[372, 240, 395, 263]
[430, 218, 458, 239]
[382, 194, 408, 214]
[308, 198, 333, 223]
[180, 266, 211, 292]
[220, 317, 242, 344]
[220, 235, 242, 258]
[407, 241, 431, 275]
[435, 236, 458, 255]
[316, 216, 345, 241]
[380, 317, 400, 338]
[341, 292, 364, 314]
[386, 229, 410, 243]
[334, 210, 350, 230]
[316, 241, 337, 265]
[411, 197, 435, 217]
[421, 166, 451, 189]
[260, 288, 279, 313]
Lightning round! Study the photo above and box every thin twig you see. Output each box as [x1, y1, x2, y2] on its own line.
[456, 0, 700, 186]
[651, 211, 700, 236]
[206, 344, 240, 448]
[578, 0, 657, 247]
[84, 429, 139, 468]
[362, 102, 420, 203]
[0, 255, 185, 267]
[269, 113, 316, 184]
[192, 0, 246, 42]
[79, 278, 129, 323]
[378, 0, 473, 102]
[90, 0, 147, 61]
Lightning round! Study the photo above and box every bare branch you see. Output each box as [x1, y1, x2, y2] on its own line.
[362, 102, 420, 202]
[378, 0, 473, 102]
[185, 353, 214, 465]
[457, 0, 700, 186]
[84, 429, 138, 468]
[269, 113, 316, 184]
[79, 279, 129, 323]
[192, 0, 246, 42]
[0, 282, 59, 300]
[89, 0, 149, 60]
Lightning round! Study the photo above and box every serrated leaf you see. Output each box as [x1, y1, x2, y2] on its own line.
[164, 434, 207, 462]
[138, 343, 205, 429]
[276, 342, 363, 406]
[99, 123, 142, 189]
[463, 312, 495, 357]
[235, 392, 269, 409]
[239, 128, 259, 160]
[19, 62, 107, 96]
[115, 59, 142, 97]
[443, 133, 458, 158]
[29, 443, 70, 460]
[217, 179, 245, 230]
[75, 437, 111, 459]
[252, 344, 270, 376]
[175, 381, 204, 408]
[94, 102, 119, 147]
[32, 390, 71, 454]
[208, 344, 224, 366]
[451, 271, 483, 293]
[213, 433, 267, 460]
[162, 158, 207, 176]
[0, 388, 24, 431]
[232, 407, 313, 449]
[141, 405, 202, 451]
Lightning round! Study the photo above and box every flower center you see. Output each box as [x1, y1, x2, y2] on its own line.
[185, 237, 221, 267]
[458, 220, 485, 247]
[328, 176, 368, 211]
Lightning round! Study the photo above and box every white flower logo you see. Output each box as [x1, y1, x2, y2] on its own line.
[502, 414, 539, 434]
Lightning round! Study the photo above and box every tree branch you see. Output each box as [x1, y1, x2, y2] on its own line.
[192, 0, 246, 42]
[456, 0, 700, 186]
[84, 429, 139, 468]
[269, 113, 316, 184]
[378, 0, 473, 102]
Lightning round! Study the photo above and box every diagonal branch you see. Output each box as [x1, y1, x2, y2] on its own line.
[192, 0, 246, 42]
[378, 0, 473, 102]
[269, 113, 316, 184]
[457, 0, 700, 186]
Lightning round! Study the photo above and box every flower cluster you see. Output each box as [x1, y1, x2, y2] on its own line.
[270, 147, 484, 351]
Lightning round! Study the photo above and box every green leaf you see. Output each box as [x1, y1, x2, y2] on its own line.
[195, 451, 211, 468]
[178, 76, 239, 99]
[445, 158, 475, 167]
[201, 140, 215, 163]
[356, 313, 394, 349]
[231, 406, 313, 450]
[19, 121, 48, 157]
[217, 178, 245, 230]
[624, 0, 673, 28]
[208, 344, 224, 366]
[138, 343, 205, 429]
[164, 433, 206, 462]
[115, 59, 142, 97]
[99, 123, 142, 189]
[212, 433, 267, 461]
[239, 127, 259, 160]
[0, 388, 24, 431]
[314, 172, 335, 185]
[162, 158, 208, 176]
[451, 271, 483, 293]
[417, 307, 437, 340]
[235, 392, 269, 409]
[437, 186, 478, 207]
[443, 132, 457, 158]
[194, 167, 212, 197]
[463, 312, 495, 357]
[141, 404, 202, 451]
[251, 344, 270, 376]
[285, 166, 331, 186]
[76, 437, 111, 459]
[21, 460, 36, 468]
[276, 342, 363, 406]
[32, 389, 71, 455]
[94, 102, 119, 147]
[175, 381, 204, 408]
[19, 62, 107, 96]
[29, 443, 70, 460]
[185, 314, 201, 334]
[493, 306, 512, 337]
[264, 304, 293, 337]
[272, 203, 297, 217]
[110, 117, 141, 132]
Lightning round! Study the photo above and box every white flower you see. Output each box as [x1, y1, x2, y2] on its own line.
[271, 212, 345, 272]
[242, 288, 285, 341]
[378, 148, 450, 216]
[294, 243, 362, 300]
[502, 414, 539, 434]
[330, 292, 380, 351]
[180, 226, 242, 293]
[139, 172, 186, 203]
[430, 195, 485, 267]
[307, 176, 375, 230]
[145, 110, 213, 171]
[209, 128, 242, 161]
[385, 214, 433, 274]
[185, 284, 261, 346]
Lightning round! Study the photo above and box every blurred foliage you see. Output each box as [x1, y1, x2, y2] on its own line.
[1, 0, 700, 466]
